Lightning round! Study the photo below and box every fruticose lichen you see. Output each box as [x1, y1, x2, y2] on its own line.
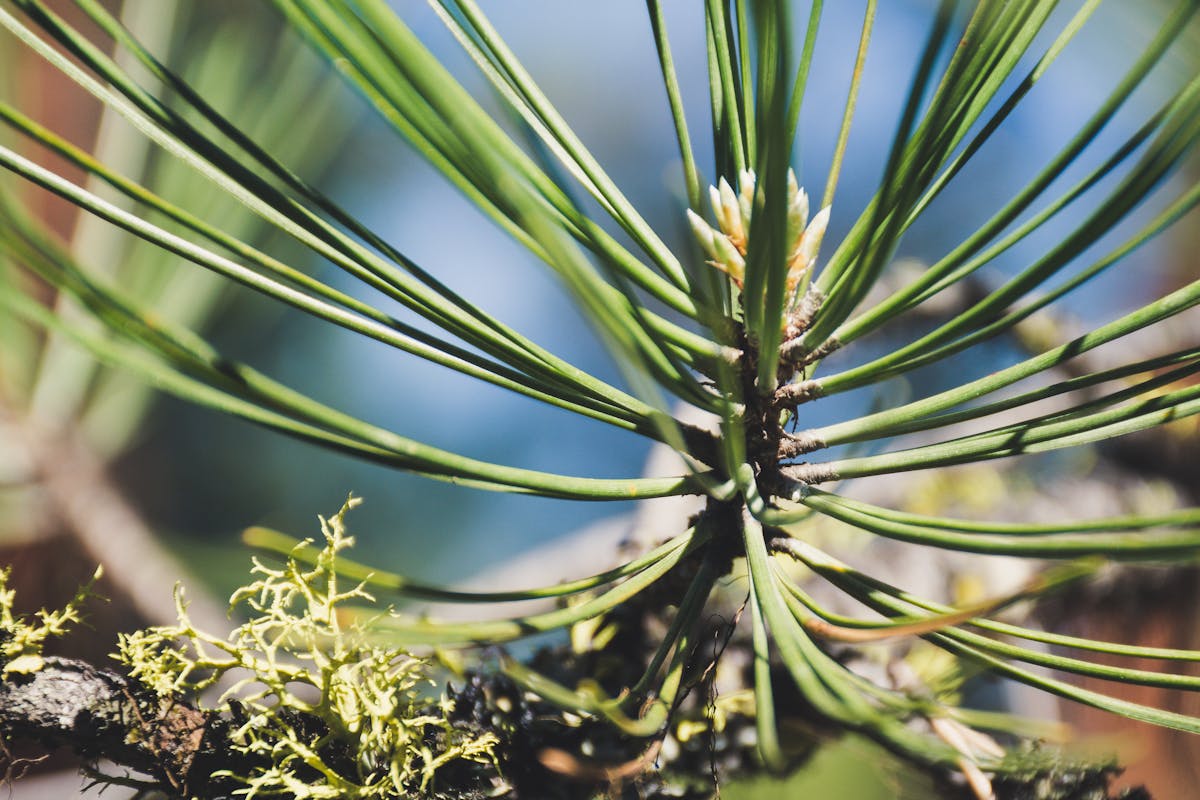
[0, 563, 98, 677]
[114, 496, 498, 799]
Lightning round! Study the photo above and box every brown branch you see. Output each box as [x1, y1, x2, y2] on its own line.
[0, 656, 209, 793]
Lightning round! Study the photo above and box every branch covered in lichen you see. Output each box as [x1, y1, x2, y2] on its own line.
[112, 495, 499, 799]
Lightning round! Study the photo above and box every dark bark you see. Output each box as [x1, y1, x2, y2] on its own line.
[0, 656, 208, 794]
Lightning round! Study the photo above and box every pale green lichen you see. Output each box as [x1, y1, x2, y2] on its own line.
[114, 496, 498, 799]
[0, 564, 99, 676]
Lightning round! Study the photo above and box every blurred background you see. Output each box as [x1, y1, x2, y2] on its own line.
[2, 1, 1198, 797]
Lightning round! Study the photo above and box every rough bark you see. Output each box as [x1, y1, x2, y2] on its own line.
[0, 656, 209, 795]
